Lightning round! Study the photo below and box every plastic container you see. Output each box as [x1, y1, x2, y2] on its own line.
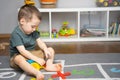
[40, 0, 57, 8]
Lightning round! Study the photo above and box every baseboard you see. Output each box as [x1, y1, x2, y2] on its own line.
[0, 34, 11, 38]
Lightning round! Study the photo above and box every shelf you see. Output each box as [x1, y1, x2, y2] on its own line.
[39, 7, 120, 12]
[38, 7, 120, 42]
[41, 37, 120, 42]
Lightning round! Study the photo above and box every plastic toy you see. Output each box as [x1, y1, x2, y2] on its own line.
[40, 0, 56, 3]
[48, 78, 53, 80]
[40, 31, 49, 37]
[69, 28, 76, 35]
[27, 59, 45, 70]
[59, 21, 76, 36]
[24, 0, 35, 5]
[96, 0, 120, 7]
[30, 77, 36, 80]
[51, 71, 71, 79]
[27, 55, 50, 70]
[52, 28, 59, 38]
[40, 0, 57, 8]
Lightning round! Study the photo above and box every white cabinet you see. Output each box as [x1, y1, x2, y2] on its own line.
[38, 7, 120, 42]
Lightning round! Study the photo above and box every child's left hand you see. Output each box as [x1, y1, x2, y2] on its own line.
[44, 48, 51, 60]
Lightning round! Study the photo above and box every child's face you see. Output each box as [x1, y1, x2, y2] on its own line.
[20, 15, 40, 34]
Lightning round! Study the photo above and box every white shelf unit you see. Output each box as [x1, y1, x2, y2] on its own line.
[38, 7, 120, 42]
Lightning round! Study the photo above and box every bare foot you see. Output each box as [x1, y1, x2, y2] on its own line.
[45, 63, 62, 72]
[36, 71, 44, 80]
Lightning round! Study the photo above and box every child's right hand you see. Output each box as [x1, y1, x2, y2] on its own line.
[38, 58, 45, 66]
[36, 71, 44, 80]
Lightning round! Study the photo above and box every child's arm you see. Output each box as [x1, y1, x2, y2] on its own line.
[16, 45, 45, 65]
[36, 38, 51, 58]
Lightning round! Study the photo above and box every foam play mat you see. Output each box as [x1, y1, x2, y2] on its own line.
[0, 53, 120, 80]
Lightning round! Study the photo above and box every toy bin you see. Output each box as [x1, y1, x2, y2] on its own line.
[40, 0, 57, 8]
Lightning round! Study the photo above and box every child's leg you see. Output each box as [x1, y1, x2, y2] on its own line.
[10, 54, 44, 80]
[22, 49, 61, 72]
[45, 47, 62, 71]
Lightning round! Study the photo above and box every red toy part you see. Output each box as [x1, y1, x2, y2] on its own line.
[51, 71, 71, 79]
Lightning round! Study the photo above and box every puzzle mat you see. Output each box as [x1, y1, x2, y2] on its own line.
[0, 53, 120, 80]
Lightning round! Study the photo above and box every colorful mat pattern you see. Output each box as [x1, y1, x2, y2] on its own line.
[0, 53, 120, 80]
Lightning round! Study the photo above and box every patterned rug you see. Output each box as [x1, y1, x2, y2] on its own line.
[0, 53, 120, 80]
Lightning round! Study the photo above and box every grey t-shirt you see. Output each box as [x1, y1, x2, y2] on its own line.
[9, 26, 40, 57]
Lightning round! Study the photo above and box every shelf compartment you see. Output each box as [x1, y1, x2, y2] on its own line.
[80, 11, 107, 38]
[51, 12, 78, 39]
[39, 12, 50, 38]
[109, 11, 120, 38]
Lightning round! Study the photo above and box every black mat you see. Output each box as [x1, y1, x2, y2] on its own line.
[0, 53, 120, 80]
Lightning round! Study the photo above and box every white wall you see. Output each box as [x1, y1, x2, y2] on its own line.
[0, 0, 24, 34]
[0, 0, 96, 34]
[57, 0, 96, 8]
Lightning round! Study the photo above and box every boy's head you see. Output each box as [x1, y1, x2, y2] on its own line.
[18, 5, 41, 34]
[18, 5, 41, 22]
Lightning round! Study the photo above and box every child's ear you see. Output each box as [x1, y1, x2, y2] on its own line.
[20, 18, 26, 24]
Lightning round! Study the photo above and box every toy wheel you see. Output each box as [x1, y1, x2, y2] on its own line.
[103, 1, 108, 7]
[113, 1, 118, 6]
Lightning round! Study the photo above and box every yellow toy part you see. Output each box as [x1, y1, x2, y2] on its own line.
[24, 0, 35, 5]
[36, 26, 39, 32]
[31, 62, 45, 70]
[63, 21, 69, 25]
[30, 78, 36, 80]
[31, 77, 53, 80]
[69, 28, 76, 35]
[98, 0, 104, 3]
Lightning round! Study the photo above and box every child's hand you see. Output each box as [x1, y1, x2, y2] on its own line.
[38, 58, 45, 65]
[44, 48, 51, 59]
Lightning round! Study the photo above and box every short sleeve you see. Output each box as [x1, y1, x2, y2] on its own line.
[10, 33, 23, 47]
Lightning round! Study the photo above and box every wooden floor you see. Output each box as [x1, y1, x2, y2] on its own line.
[46, 41, 120, 53]
[1, 37, 120, 56]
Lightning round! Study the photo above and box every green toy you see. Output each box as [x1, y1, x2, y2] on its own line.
[59, 21, 76, 36]
[40, 31, 50, 37]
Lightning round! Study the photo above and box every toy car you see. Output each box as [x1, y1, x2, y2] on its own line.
[96, 0, 120, 7]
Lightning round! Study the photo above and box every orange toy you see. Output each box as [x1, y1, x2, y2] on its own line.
[40, 0, 57, 8]
[24, 0, 35, 5]
[51, 71, 71, 79]
[41, 0, 56, 3]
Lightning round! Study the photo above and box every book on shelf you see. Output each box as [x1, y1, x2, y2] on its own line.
[118, 24, 120, 36]
[109, 22, 120, 36]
